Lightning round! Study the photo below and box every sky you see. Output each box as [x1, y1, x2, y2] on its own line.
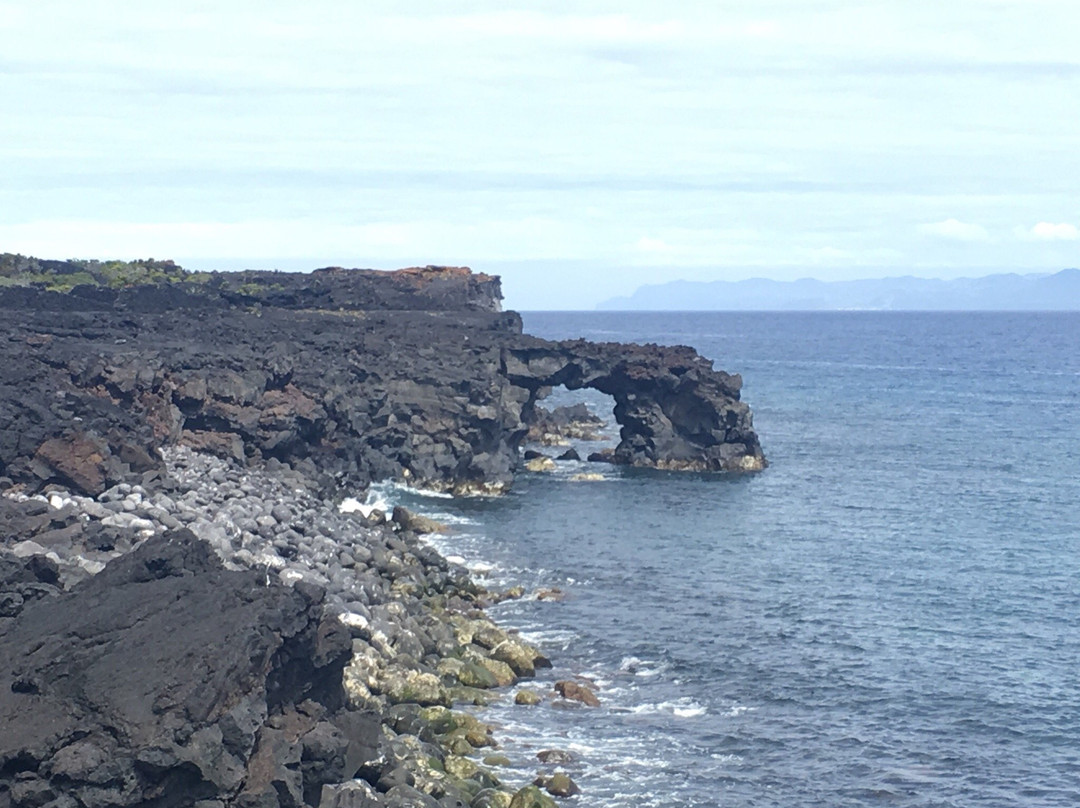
[1, 1, 1078, 309]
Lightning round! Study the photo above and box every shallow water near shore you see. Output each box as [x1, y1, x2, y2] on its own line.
[375, 312, 1080, 807]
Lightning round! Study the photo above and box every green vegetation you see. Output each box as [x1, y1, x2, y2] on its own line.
[0, 253, 295, 298]
[0, 253, 208, 291]
[235, 281, 285, 296]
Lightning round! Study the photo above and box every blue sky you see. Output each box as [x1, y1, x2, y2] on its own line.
[1, 1, 1078, 308]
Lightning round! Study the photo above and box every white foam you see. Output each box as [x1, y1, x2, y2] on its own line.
[617, 656, 668, 678]
[421, 511, 478, 526]
[368, 479, 453, 500]
[338, 497, 384, 518]
[721, 703, 757, 718]
[710, 753, 744, 763]
[674, 705, 707, 718]
[628, 698, 708, 718]
[517, 628, 579, 646]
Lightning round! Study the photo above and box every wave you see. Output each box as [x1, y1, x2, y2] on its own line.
[618, 656, 670, 678]
[367, 479, 454, 501]
[626, 698, 708, 718]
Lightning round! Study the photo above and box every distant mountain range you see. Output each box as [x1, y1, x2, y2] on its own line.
[597, 269, 1080, 311]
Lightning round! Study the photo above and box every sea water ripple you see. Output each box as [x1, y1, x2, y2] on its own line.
[377, 312, 1080, 807]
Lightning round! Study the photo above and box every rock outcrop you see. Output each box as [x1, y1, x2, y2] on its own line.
[0, 258, 764, 498]
[0, 528, 356, 808]
[508, 339, 764, 473]
[0, 448, 557, 808]
[0, 257, 768, 808]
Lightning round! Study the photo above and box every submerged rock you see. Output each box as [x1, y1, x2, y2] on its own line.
[569, 472, 604, 482]
[534, 772, 581, 798]
[392, 506, 448, 535]
[514, 689, 542, 706]
[536, 750, 574, 765]
[523, 457, 556, 473]
[508, 785, 557, 808]
[554, 680, 600, 707]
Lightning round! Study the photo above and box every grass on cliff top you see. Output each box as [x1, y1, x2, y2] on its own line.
[0, 253, 213, 291]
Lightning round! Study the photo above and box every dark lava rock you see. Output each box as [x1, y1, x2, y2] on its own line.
[555, 449, 580, 462]
[526, 403, 603, 444]
[0, 259, 765, 499]
[0, 529, 355, 808]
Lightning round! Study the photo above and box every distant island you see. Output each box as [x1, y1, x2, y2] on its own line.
[598, 269, 1080, 311]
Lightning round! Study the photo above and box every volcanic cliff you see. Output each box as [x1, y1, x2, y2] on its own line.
[0, 255, 765, 499]
[0, 256, 765, 808]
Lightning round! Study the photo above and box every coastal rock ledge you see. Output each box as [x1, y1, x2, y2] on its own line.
[0, 255, 765, 498]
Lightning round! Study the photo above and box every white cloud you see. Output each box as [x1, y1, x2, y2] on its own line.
[0, 216, 599, 264]
[0, 220, 412, 261]
[443, 11, 778, 44]
[919, 218, 989, 241]
[1028, 221, 1079, 240]
[636, 236, 673, 253]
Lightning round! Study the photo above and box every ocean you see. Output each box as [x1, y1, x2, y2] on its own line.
[371, 311, 1080, 807]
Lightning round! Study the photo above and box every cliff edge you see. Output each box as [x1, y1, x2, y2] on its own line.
[0, 255, 765, 498]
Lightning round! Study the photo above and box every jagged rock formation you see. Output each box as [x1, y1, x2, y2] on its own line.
[0, 449, 557, 808]
[0, 260, 764, 498]
[0, 258, 767, 808]
[507, 339, 764, 472]
[0, 529, 359, 808]
[526, 404, 604, 445]
[0, 254, 503, 313]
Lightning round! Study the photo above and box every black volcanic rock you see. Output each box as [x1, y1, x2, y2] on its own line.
[0, 260, 764, 497]
[0, 529, 354, 808]
[507, 339, 764, 472]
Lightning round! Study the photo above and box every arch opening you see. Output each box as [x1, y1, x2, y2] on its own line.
[519, 384, 619, 471]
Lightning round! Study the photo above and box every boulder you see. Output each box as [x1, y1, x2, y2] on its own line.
[0, 529, 353, 807]
[514, 689, 542, 706]
[508, 785, 556, 808]
[392, 506, 448, 535]
[536, 773, 580, 798]
[536, 750, 574, 765]
[32, 433, 115, 495]
[321, 780, 382, 808]
[490, 638, 548, 678]
[554, 680, 600, 707]
[382, 670, 451, 707]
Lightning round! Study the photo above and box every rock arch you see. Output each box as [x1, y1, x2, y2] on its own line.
[503, 339, 766, 473]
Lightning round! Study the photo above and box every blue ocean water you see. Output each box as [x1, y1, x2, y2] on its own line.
[385, 312, 1080, 807]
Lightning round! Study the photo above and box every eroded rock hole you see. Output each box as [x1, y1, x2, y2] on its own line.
[521, 386, 618, 470]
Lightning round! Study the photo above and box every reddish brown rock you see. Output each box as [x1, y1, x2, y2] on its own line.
[33, 433, 111, 494]
[554, 680, 600, 707]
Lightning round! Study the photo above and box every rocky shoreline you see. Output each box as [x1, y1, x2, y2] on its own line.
[1, 256, 766, 807]
[2, 447, 595, 808]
